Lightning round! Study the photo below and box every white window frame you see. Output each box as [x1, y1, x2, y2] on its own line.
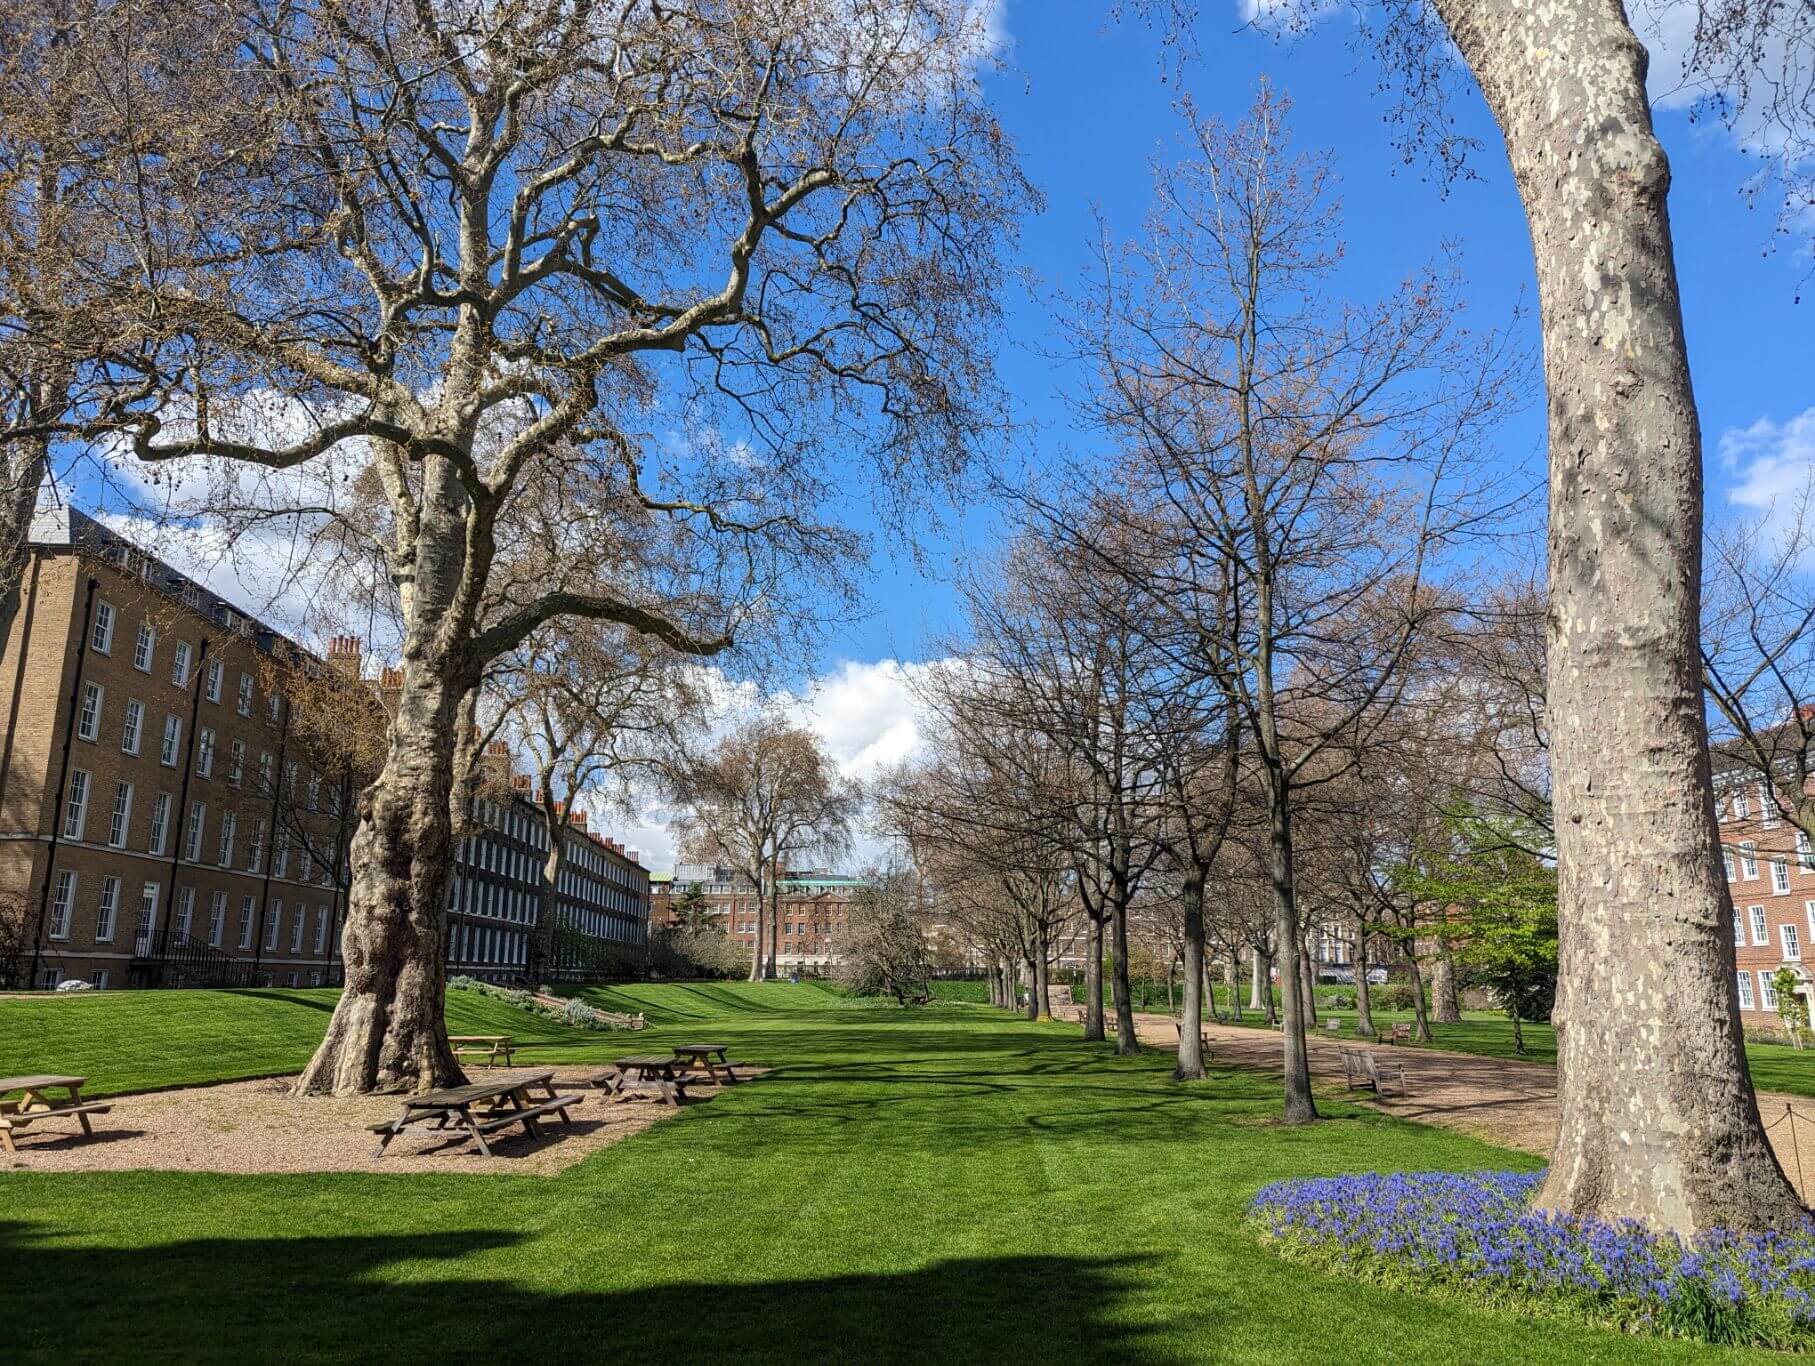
[196, 727, 215, 779]
[135, 884, 158, 955]
[1723, 847, 1736, 880]
[204, 659, 222, 703]
[217, 811, 236, 867]
[77, 681, 103, 741]
[1738, 970, 1756, 1010]
[237, 672, 253, 716]
[184, 802, 206, 862]
[314, 906, 328, 954]
[1782, 921, 1803, 961]
[1735, 787, 1752, 820]
[1751, 904, 1770, 946]
[266, 899, 283, 951]
[1760, 969, 1779, 1011]
[246, 820, 264, 873]
[63, 770, 90, 840]
[133, 621, 155, 672]
[122, 699, 143, 755]
[207, 891, 226, 947]
[48, 870, 75, 939]
[1772, 859, 1791, 895]
[1741, 842, 1760, 880]
[160, 714, 182, 766]
[176, 886, 195, 938]
[228, 738, 244, 785]
[290, 908, 305, 952]
[171, 640, 192, 687]
[108, 780, 133, 849]
[90, 600, 115, 653]
[148, 792, 171, 855]
[239, 895, 256, 949]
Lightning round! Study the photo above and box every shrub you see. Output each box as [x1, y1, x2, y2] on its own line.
[1324, 992, 1353, 1009]
[1371, 983, 1420, 1012]
[1250, 1170, 1815, 1348]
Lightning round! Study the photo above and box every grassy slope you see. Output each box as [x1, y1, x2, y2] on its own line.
[0, 991, 1776, 1363]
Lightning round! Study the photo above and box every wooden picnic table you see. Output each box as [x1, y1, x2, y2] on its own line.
[448, 1034, 516, 1068]
[368, 1071, 582, 1158]
[0, 1075, 112, 1153]
[591, 1055, 696, 1107]
[671, 1043, 742, 1085]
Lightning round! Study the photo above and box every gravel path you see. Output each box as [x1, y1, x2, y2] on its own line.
[1, 1065, 752, 1176]
[1113, 1009, 1815, 1202]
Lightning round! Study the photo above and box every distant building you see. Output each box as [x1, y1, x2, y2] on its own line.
[656, 862, 864, 972]
[1711, 755, 1815, 1032]
[0, 508, 647, 989]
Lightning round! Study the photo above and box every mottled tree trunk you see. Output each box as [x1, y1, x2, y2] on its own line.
[1433, 939, 1462, 1024]
[1407, 953, 1432, 1044]
[1227, 957, 1242, 1021]
[1083, 913, 1106, 1041]
[1435, 0, 1802, 1231]
[1354, 930, 1376, 1038]
[295, 659, 466, 1096]
[1034, 929, 1050, 1018]
[1176, 874, 1207, 1080]
[1024, 957, 1039, 1020]
[1299, 949, 1317, 1032]
[746, 875, 767, 983]
[1266, 776, 1316, 1122]
[1110, 896, 1139, 1056]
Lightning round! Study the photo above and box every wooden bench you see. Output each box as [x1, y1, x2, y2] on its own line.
[1385, 1023, 1413, 1045]
[448, 1035, 516, 1068]
[368, 1072, 581, 1157]
[592, 1057, 696, 1107]
[1362, 1051, 1411, 1097]
[0, 1075, 112, 1153]
[1320, 1017, 1343, 1037]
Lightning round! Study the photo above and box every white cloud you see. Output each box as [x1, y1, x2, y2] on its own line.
[1720, 406, 1815, 532]
[619, 657, 942, 873]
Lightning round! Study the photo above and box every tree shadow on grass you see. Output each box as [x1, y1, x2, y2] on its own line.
[0, 1221, 1172, 1364]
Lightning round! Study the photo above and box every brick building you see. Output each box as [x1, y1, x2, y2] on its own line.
[1713, 762, 1815, 1033]
[656, 862, 864, 972]
[2, 508, 648, 989]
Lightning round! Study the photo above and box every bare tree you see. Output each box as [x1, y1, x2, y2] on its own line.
[1046, 87, 1521, 1121]
[673, 712, 859, 982]
[100, 2, 1026, 1093]
[500, 624, 705, 982]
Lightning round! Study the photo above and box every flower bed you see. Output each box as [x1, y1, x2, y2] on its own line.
[1249, 1170, 1815, 1348]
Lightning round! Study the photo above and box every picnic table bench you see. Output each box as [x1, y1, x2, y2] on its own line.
[448, 1035, 516, 1068]
[0, 1075, 113, 1153]
[590, 1056, 698, 1107]
[671, 1044, 744, 1085]
[368, 1071, 582, 1157]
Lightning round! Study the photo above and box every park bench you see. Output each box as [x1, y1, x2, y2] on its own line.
[1321, 1017, 1343, 1037]
[1361, 1051, 1411, 1097]
[448, 1035, 516, 1068]
[367, 1072, 582, 1158]
[1385, 1023, 1413, 1045]
[1339, 1049, 1372, 1090]
[0, 1075, 112, 1153]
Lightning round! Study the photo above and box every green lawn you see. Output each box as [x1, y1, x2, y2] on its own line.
[0, 987, 1780, 1362]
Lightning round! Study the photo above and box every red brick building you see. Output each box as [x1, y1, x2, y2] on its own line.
[656, 863, 864, 972]
[1713, 768, 1815, 1034]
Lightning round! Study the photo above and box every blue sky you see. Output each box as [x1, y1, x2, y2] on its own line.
[845, 2, 1814, 666]
[61, 5, 1812, 866]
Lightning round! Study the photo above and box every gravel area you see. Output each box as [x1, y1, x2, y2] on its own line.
[1, 1065, 755, 1176]
[1112, 1010, 1815, 1203]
